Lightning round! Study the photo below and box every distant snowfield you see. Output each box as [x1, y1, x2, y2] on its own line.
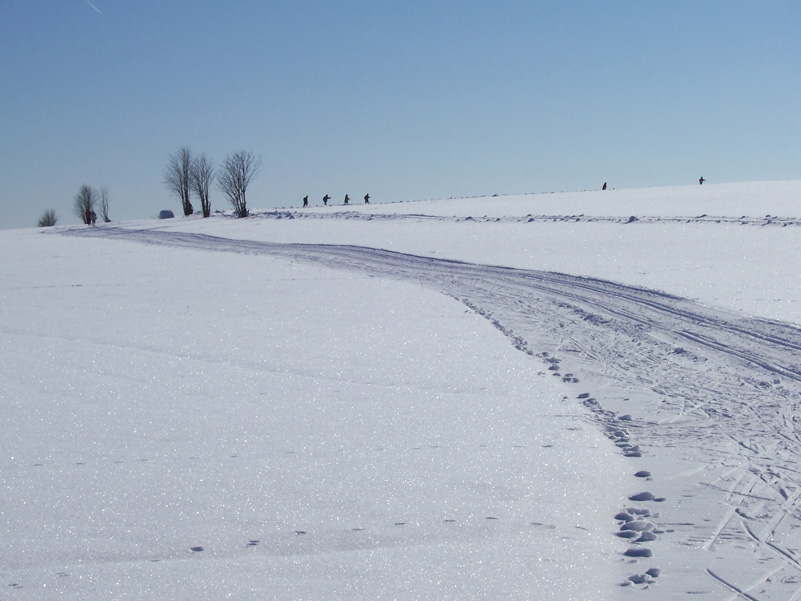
[157, 180, 801, 324]
[2, 181, 801, 599]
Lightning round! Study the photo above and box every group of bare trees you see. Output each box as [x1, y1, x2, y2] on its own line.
[37, 184, 110, 228]
[163, 147, 261, 219]
[34, 147, 260, 228]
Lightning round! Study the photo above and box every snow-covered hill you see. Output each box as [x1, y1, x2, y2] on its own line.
[2, 181, 801, 599]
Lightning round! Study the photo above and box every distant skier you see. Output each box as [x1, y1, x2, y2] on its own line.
[303, 195, 308, 207]
[344, 194, 349, 205]
[602, 182, 607, 190]
[323, 194, 330, 206]
[699, 177, 705, 185]
[364, 193, 370, 204]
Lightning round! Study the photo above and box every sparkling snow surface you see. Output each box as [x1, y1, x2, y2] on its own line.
[2, 181, 801, 599]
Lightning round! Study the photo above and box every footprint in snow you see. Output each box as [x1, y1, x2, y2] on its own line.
[616, 530, 639, 539]
[624, 548, 653, 558]
[629, 491, 666, 502]
[619, 520, 655, 533]
[624, 567, 662, 587]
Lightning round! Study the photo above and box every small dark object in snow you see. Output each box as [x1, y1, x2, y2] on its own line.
[190, 546, 204, 552]
[634, 470, 652, 478]
[626, 216, 638, 223]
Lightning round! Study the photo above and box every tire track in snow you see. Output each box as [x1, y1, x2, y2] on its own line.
[64, 225, 801, 599]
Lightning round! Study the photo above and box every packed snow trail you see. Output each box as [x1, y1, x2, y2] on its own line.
[66, 226, 801, 599]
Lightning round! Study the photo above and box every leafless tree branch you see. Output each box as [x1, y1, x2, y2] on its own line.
[190, 154, 215, 218]
[163, 147, 194, 216]
[218, 150, 261, 218]
[99, 185, 111, 222]
[72, 184, 97, 224]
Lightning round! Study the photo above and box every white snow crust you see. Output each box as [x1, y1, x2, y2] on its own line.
[2, 181, 801, 599]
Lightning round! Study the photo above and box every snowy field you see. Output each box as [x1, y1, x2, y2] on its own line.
[2, 181, 801, 599]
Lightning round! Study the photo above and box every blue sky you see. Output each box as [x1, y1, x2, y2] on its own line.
[2, 1, 800, 228]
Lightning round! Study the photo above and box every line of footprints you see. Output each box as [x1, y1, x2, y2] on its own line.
[590, 387, 667, 589]
[571, 387, 668, 589]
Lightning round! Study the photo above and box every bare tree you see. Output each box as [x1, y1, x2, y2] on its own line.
[72, 184, 97, 224]
[190, 154, 215, 218]
[37, 209, 58, 227]
[218, 150, 261, 218]
[99, 185, 111, 222]
[163, 147, 194, 216]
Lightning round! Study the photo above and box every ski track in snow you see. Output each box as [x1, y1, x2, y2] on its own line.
[62, 225, 801, 599]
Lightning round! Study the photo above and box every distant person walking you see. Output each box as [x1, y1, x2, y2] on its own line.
[323, 194, 330, 206]
[699, 177, 705, 185]
[90, 210, 97, 226]
[344, 194, 349, 205]
[303, 195, 308, 207]
[364, 193, 370, 203]
[602, 182, 607, 190]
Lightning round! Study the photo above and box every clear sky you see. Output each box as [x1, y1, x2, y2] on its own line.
[2, 1, 800, 228]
